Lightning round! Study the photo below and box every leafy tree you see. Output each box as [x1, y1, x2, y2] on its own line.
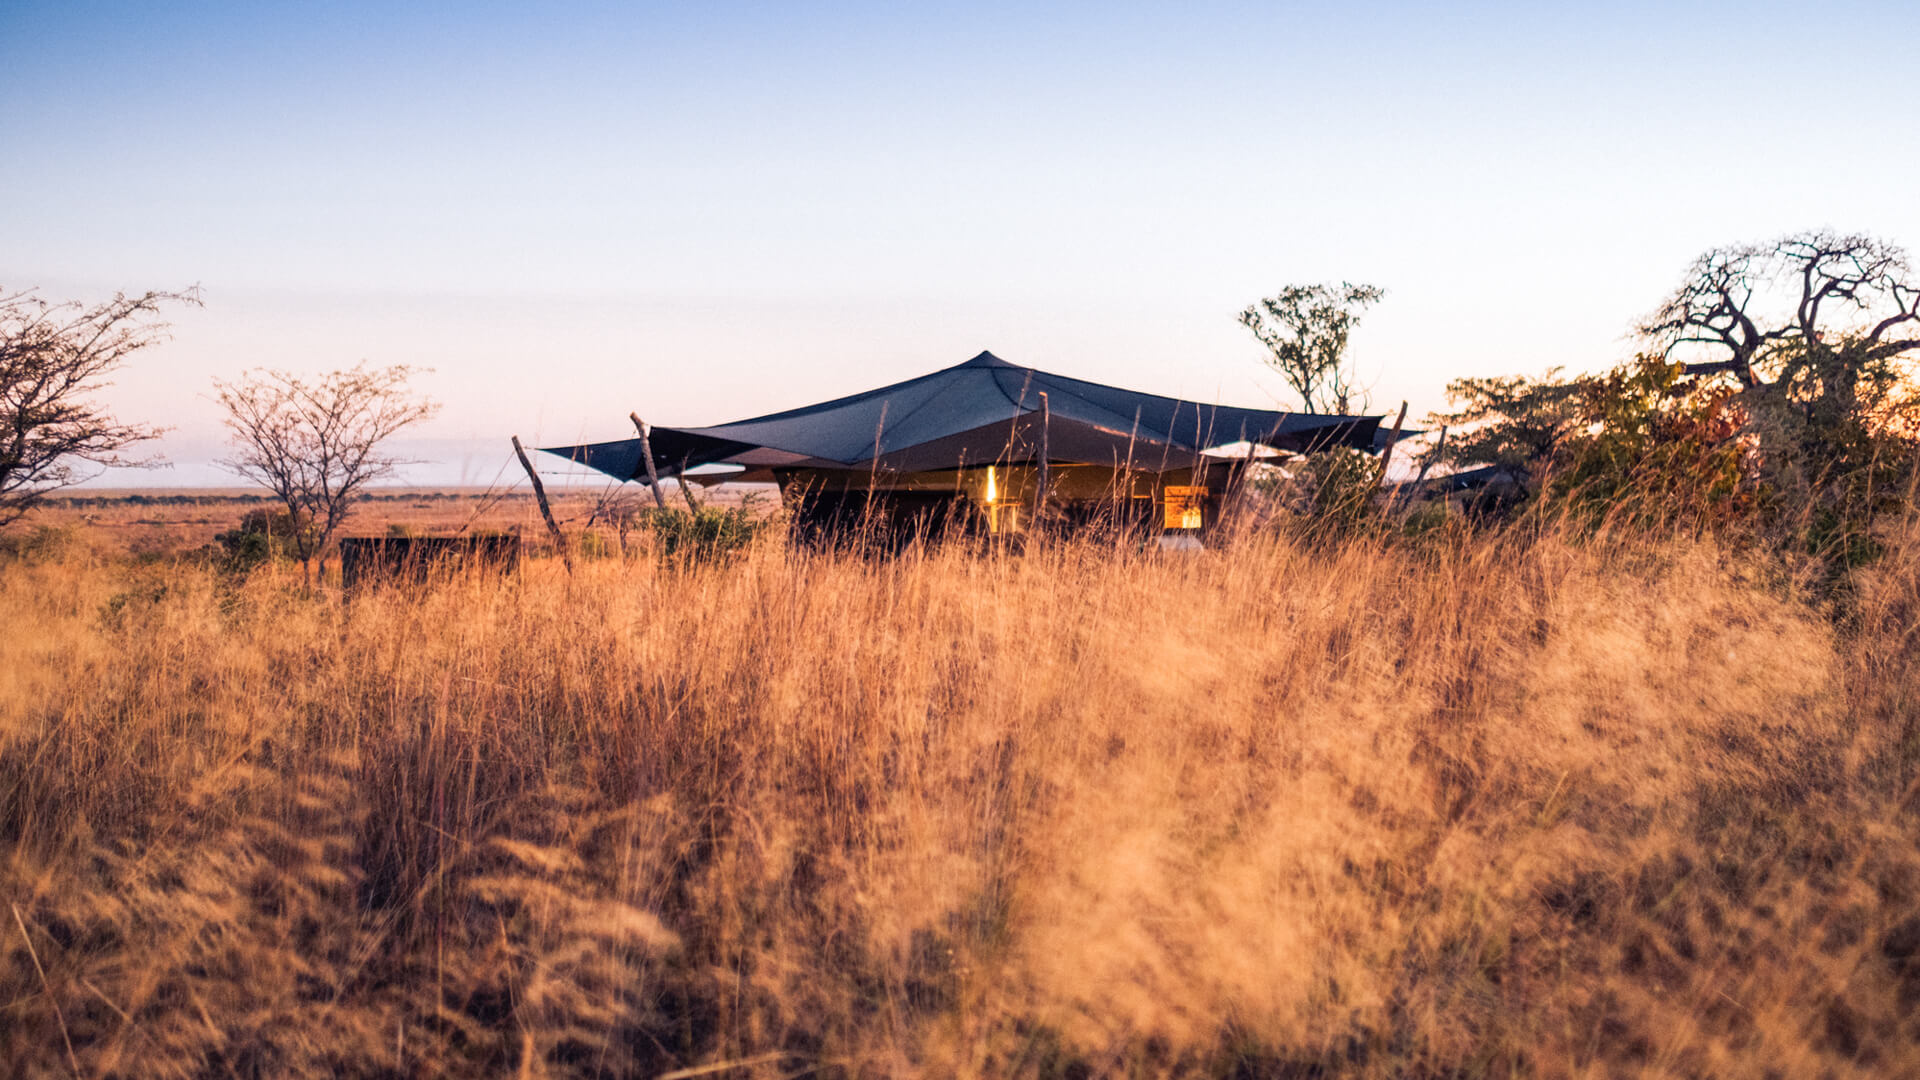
[214, 363, 438, 582]
[0, 287, 198, 527]
[1238, 282, 1385, 413]
[1423, 233, 1920, 556]
[1424, 369, 1592, 489]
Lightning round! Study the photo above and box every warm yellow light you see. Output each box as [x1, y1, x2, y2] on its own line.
[984, 465, 997, 503]
[1164, 485, 1208, 530]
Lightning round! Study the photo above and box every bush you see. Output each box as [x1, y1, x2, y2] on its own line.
[1246, 449, 1385, 539]
[1425, 355, 1918, 568]
[0, 523, 77, 562]
[211, 507, 309, 570]
[1544, 358, 1753, 533]
[635, 505, 766, 562]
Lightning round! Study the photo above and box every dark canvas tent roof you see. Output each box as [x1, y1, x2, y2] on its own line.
[540, 350, 1384, 483]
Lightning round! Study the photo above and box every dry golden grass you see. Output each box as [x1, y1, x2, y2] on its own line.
[2, 519, 1918, 1077]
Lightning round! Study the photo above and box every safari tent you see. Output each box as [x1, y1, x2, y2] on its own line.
[541, 351, 1384, 538]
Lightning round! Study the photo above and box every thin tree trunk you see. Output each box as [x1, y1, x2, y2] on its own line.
[678, 456, 701, 513]
[512, 435, 573, 575]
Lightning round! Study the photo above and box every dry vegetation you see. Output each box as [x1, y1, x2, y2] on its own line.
[29, 488, 649, 555]
[3, 516, 1919, 1078]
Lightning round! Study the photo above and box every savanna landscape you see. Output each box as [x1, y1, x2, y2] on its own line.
[9, 5, 1920, 1078]
[8, 236, 1920, 1080]
[8, 231, 1920, 1080]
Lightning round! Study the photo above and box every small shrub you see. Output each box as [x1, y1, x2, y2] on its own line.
[211, 507, 309, 570]
[576, 529, 615, 560]
[1256, 448, 1383, 538]
[637, 505, 766, 562]
[0, 523, 78, 562]
[1397, 500, 1453, 538]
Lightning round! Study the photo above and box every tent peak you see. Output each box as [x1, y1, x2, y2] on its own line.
[957, 350, 1018, 369]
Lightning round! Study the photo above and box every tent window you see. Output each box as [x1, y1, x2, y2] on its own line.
[1164, 486, 1207, 530]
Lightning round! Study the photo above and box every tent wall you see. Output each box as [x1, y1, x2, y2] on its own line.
[775, 460, 1244, 536]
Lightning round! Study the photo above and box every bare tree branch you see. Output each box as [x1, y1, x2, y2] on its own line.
[1641, 231, 1920, 400]
[0, 286, 199, 528]
[214, 363, 438, 582]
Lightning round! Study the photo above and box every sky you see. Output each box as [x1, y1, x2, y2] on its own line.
[4, 0, 1918, 486]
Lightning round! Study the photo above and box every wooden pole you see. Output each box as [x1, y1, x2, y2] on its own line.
[1033, 391, 1051, 527]
[1113, 405, 1142, 533]
[1411, 424, 1448, 492]
[1376, 400, 1408, 489]
[1229, 437, 1261, 531]
[629, 412, 669, 511]
[511, 435, 573, 576]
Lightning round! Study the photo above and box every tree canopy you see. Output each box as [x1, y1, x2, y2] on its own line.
[0, 287, 198, 528]
[1641, 231, 1920, 419]
[1239, 283, 1385, 414]
[215, 363, 438, 579]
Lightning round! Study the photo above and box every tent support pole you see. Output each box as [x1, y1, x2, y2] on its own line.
[1033, 391, 1051, 529]
[511, 435, 573, 576]
[630, 413, 670, 511]
[1226, 439, 1259, 533]
[1376, 401, 1408, 490]
[1408, 424, 1448, 503]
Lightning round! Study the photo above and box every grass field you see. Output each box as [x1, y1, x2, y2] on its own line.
[3, 501, 1919, 1077]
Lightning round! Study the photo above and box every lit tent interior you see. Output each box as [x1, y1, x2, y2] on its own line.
[541, 351, 1385, 535]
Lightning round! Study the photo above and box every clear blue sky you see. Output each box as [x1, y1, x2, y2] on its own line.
[5, 1, 1917, 485]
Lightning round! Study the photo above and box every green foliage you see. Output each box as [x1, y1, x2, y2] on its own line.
[1397, 501, 1455, 539]
[1425, 360, 1751, 531]
[1425, 369, 1589, 490]
[1296, 447, 1382, 534]
[211, 508, 309, 571]
[636, 505, 765, 562]
[575, 529, 616, 559]
[1545, 359, 1752, 532]
[1247, 448, 1387, 539]
[1239, 282, 1385, 413]
[1424, 350, 1918, 564]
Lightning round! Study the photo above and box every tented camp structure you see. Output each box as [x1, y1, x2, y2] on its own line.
[541, 351, 1384, 538]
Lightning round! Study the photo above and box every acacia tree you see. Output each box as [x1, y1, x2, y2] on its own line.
[1423, 368, 1594, 487]
[1239, 282, 1385, 413]
[214, 363, 438, 580]
[0, 287, 198, 527]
